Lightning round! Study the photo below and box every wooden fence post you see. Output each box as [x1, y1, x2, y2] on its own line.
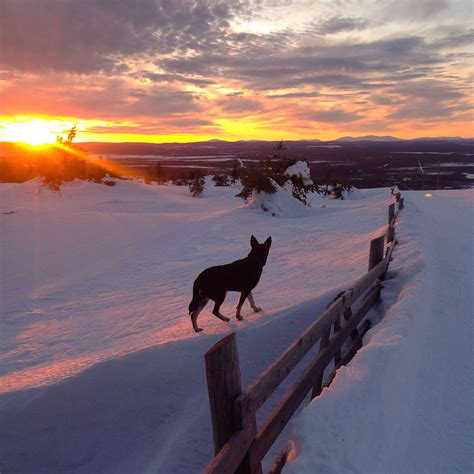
[388, 203, 395, 225]
[368, 235, 385, 271]
[387, 225, 395, 244]
[205, 333, 260, 474]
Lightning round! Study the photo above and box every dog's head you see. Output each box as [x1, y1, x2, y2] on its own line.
[249, 235, 272, 265]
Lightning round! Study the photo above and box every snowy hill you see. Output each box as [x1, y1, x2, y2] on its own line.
[0, 180, 472, 473]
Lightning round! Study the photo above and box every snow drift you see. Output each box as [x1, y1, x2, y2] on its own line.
[284, 190, 474, 474]
[246, 178, 313, 218]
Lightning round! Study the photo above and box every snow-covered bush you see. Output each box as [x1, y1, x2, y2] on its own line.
[235, 141, 317, 206]
[283, 160, 316, 206]
[246, 179, 312, 217]
[235, 165, 277, 201]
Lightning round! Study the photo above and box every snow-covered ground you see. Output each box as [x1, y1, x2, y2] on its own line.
[285, 190, 474, 474]
[0, 179, 472, 473]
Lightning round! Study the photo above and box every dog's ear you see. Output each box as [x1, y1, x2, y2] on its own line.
[264, 236, 272, 247]
[250, 235, 258, 247]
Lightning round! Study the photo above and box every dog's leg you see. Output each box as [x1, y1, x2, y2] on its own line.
[190, 297, 209, 333]
[212, 294, 230, 323]
[236, 290, 251, 320]
[247, 292, 262, 313]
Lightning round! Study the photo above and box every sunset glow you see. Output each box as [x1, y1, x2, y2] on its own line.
[0, 0, 472, 143]
[1, 119, 60, 146]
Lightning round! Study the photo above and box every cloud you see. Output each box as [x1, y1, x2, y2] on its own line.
[0, 0, 242, 74]
[431, 28, 474, 50]
[381, 0, 450, 20]
[267, 91, 320, 99]
[144, 72, 215, 87]
[299, 107, 361, 123]
[1, 0, 472, 134]
[159, 34, 448, 94]
[0, 73, 202, 120]
[84, 120, 220, 138]
[216, 96, 263, 114]
[311, 16, 371, 35]
[384, 79, 471, 122]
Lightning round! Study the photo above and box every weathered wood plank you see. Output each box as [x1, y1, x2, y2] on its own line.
[340, 319, 372, 366]
[267, 446, 289, 474]
[382, 240, 397, 280]
[205, 333, 242, 454]
[387, 225, 395, 244]
[388, 203, 395, 225]
[321, 318, 372, 391]
[236, 255, 389, 421]
[343, 307, 358, 341]
[248, 285, 382, 469]
[204, 421, 256, 474]
[310, 327, 331, 399]
[333, 315, 342, 365]
[386, 241, 396, 260]
[205, 333, 261, 474]
[368, 235, 385, 271]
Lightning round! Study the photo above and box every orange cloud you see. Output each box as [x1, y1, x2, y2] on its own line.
[1, 0, 472, 141]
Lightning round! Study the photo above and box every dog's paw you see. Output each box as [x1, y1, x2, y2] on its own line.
[222, 316, 230, 322]
[236, 314, 243, 321]
[194, 327, 204, 333]
[253, 306, 262, 313]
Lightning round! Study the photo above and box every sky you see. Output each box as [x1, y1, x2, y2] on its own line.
[0, 0, 473, 143]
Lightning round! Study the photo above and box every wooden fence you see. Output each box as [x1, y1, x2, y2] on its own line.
[203, 193, 404, 474]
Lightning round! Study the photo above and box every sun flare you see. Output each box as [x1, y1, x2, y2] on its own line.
[0, 119, 62, 146]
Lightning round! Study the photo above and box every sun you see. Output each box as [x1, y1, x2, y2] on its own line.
[0, 119, 60, 146]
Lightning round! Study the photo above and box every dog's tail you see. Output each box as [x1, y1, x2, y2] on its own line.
[188, 281, 202, 314]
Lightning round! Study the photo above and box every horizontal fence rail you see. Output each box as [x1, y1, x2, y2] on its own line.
[203, 193, 404, 474]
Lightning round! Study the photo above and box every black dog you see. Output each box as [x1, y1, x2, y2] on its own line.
[188, 235, 272, 332]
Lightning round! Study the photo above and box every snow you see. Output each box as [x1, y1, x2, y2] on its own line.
[285, 160, 312, 185]
[246, 179, 313, 218]
[284, 190, 474, 474]
[1, 179, 472, 473]
[246, 162, 319, 217]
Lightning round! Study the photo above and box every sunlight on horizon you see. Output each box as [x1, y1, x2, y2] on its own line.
[0, 118, 72, 146]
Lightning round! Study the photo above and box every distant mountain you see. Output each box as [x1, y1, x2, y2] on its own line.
[1, 136, 473, 157]
[412, 136, 471, 142]
[334, 135, 403, 142]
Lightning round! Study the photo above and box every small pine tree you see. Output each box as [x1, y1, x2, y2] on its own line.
[272, 139, 287, 161]
[235, 141, 317, 206]
[235, 165, 276, 202]
[188, 171, 205, 197]
[212, 174, 229, 186]
[230, 162, 240, 185]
